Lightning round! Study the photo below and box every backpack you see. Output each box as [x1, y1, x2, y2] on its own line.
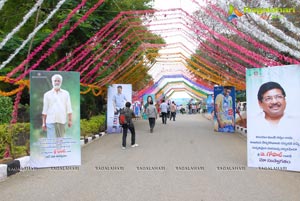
[119, 108, 131, 125]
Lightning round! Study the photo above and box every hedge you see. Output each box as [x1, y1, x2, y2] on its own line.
[0, 115, 106, 160]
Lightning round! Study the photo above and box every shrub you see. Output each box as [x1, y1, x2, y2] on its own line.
[0, 123, 30, 159]
[0, 114, 106, 159]
[80, 115, 106, 138]
[0, 96, 13, 124]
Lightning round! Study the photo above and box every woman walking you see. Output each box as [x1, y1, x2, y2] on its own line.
[146, 100, 158, 133]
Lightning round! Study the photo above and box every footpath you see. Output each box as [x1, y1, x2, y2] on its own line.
[0, 113, 299, 201]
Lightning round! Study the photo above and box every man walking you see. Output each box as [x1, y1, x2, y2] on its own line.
[170, 101, 177, 121]
[121, 102, 139, 149]
[159, 99, 169, 124]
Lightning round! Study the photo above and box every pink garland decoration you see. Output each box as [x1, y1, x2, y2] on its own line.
[10, 89, 23, 124]
[77, 26, 129, 78]
[61, 17, 129, 72]
[196, 4, 280, 67]
[7, 0, 88, 78]
[139, 11, 263, 69]
[203, 1, 300, 64]
[46, 12, 125, 72]
[15, 0, 105, 81]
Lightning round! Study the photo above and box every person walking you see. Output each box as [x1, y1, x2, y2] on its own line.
[169, 101, 177, 121]
[146, 100, 158, 133]
[159, 99, 169, 124]
[121, 102, 138, 150]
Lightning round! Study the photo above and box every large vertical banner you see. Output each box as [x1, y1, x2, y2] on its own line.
[107, 84, 132, 133]
[247, 65, 300, 171]
[30, 71, 81, 168]
[142, 94, 155, 119]
[214, 86, 235, 133]
[206, 94, 214, 114]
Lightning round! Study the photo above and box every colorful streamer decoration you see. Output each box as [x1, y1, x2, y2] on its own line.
[1, 0, 299, 120]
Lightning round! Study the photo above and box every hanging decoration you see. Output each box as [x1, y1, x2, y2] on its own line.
[0, 0, 68, 70]
[0, 0, 7, 11]
[1, 0, 300, 122]
[0, 0, 44, 49]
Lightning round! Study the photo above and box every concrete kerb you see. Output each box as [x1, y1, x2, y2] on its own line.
[235, 125, 247, 137]
[0, 131, 106, 181]
[80, 131, 106, 146]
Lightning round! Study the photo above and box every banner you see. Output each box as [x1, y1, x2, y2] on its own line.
[206, 94, 214, 114]
[107, 84, 132, 133]
[213, 86, 236, 133]
[30, 71, 81, 168]
[247, 65, 300, 171]
[133, 101, 141, 117]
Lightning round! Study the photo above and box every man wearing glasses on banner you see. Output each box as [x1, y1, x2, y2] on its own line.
[256, 81, 298, 134]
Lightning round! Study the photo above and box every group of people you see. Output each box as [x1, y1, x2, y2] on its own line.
[159, 99, 177, 123]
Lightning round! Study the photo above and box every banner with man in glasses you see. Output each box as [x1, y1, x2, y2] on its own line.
[246, 65, 300, 171]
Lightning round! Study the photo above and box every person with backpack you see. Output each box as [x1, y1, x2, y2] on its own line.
[120, 102, 138, 150]
[146, 100, 158, 133]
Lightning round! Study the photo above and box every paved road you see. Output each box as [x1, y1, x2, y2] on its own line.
[1, 114, 299, 201]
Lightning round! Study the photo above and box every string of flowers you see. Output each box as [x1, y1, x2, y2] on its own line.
[0, 0, 7, 11]
[6, 0, 86, 78]
[233, 0, 300, 48]
[0, 85, 24, 97]
[46, 12, 124, 72]
[278, 16, 300, 36]
[0, 0, 44, 49]
[78, 13, 139, 78]
[195, 2, 282, 67]
[75, 24, 128, 77]
[15, 0, 87, 75]
[15, 0, 105, 81]
[224, 0, 300, 59]
[0, 76, 29, 96]
[10, 87, 24, 124]
[247, 13, 300, 51]
[137, 12, 240, 85]
[125, 12, 248, 81]
[206, 3, 300, 64]
[192, 1, 278, 66]
[198, 40, 245, 74]
[149, 11, 266, 68]
[92, 88, 103, 96]
[142, 9, 244, 87]
[239, 18, 300, 59]
[1, 0, 68, 71]
[80, 85, 92, 95]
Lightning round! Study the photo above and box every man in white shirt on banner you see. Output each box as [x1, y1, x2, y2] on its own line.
[42, 74, 72, 138]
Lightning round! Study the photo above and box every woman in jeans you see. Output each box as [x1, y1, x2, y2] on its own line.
[146, 100, 158, 133]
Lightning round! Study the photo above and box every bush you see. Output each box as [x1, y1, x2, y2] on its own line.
[0, 96, 13, 124]
[80, 115, 106, 138]
[0, 123, 30, 159]
[0, 114, 106, 159]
